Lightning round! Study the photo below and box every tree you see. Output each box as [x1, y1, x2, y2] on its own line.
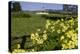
[63, 4, 78, 15]
[12, 2, 21, 12]
[63, 4, 77, 12]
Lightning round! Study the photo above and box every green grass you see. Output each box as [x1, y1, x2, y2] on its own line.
[11, 14, 46, 37]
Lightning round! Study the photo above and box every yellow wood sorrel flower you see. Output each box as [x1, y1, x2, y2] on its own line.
[31, 33, 35, 39]
[60, 36, 64, 40]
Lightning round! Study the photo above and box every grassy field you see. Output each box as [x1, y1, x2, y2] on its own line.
[11, 14, 46, 37]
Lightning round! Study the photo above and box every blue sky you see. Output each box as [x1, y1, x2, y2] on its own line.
[20, 2, 63, 11]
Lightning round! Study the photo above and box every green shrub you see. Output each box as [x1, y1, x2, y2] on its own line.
[41, 15, 48, 18]
[12, 13, 31, 18]
[22, 13, 31, 18]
